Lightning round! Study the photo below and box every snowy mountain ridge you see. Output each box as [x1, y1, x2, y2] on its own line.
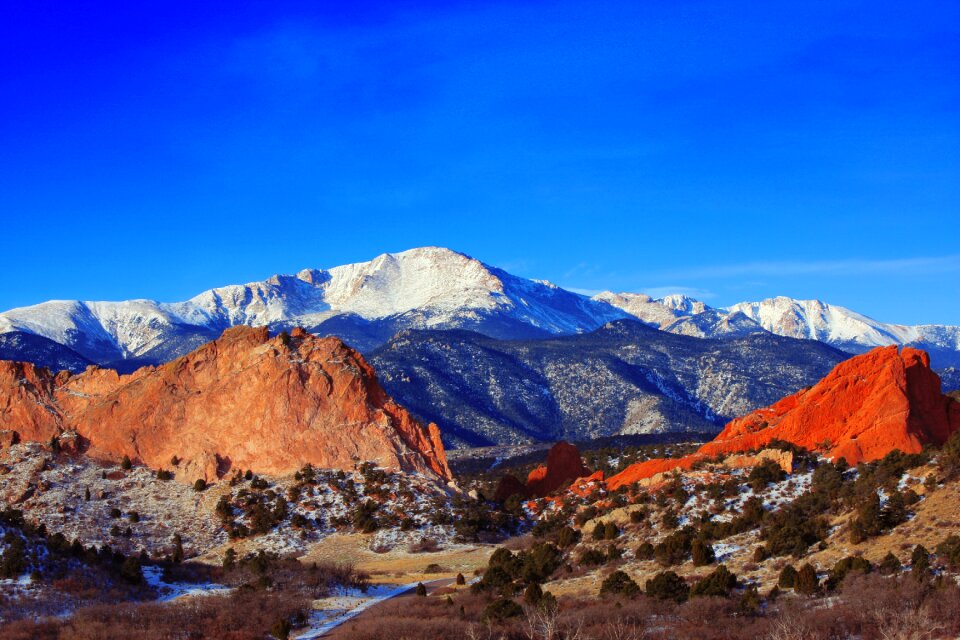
[1, 246, 958, 370]
[0, 247, 628, 365]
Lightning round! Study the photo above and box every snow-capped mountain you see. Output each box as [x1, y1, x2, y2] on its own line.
[2, 247, 959, 373]
[598, 291, 960, 369]
[0, 247, 629, 367]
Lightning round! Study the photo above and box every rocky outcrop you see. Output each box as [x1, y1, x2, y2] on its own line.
[0, 327, 451, 483]
[495, 441, 591, 500]
[526, 441, 592, 496]
[608, 347, 960, 489]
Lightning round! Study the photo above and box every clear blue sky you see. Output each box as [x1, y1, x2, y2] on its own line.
[1, 1, 957, 325]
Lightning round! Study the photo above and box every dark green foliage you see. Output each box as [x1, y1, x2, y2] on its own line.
[938, 429, 960, 478]
[127, 511, 140, 523]
[524, 582, 543, 605]
[352, 499, 379, 533]
[592, 522, 605, 540]
[84, 487, 91, 501]
[645, 570, 689, 603]
[691, 538, 715, 566]
[661, 508, 679, 529]
[0, 533, 27, 578]
[156, 469, 173, 481]
[120, 455, 132, 470]
[795, 563, 819, 595]
[575, 506, 597, 526]
[760, 494, 829, 558]
[811, 461, 845, 498]
[603, 522, 620, 540]
[172, 533, 184, 564]
[748, 459, 785, 491]
[520, 543, 562, 584]
[911, 544, 930, 583]
[600, 570, 640, 597]
[635, 542, 654, 561]
[654, 528, 692, 566]
[879, 552, 901, 575]
[578, 548, 606, 567]
[827, 556, 871, 589]
[738, 586, 761, 615]
[629, 509, 647, 524]
[690, 564, 736, 598]
[223, 548, 237, 570]
[119, 555, 142, 584]
[557, 525, 580, 549]
[193, 478, 207, 492]
[415, 582, 427, 596]
[778, 565, 798, 589]
[483, 598, 523, 621]
[935, 534, 960, 569]
[456, 572, 466, 585]
[109, 508, 122, 519]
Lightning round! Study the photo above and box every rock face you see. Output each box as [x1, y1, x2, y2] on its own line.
[608, 346, 960, 489]
[495, 442, 591, 500]
[0, 327, 451, 483]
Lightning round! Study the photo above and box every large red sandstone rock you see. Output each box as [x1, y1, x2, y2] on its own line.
[495, 441, 592, 500]
[0, 327, 451, 483]
[608, 346, 960, 489]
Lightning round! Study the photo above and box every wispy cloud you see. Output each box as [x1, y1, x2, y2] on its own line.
[649, 255, 960, 280]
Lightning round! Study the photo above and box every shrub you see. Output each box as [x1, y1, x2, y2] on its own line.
[691, 538, 715, 566]
[557, 526, 580, 549]
[603, 522, 620, 540]
[109, 508, 122, 519]
[635, 542, 654, 561]
[645, 571, 689, 603]
[156, 469, 173, 481]
[691, 565, 736, 598]
[524, 582, 543, 605]
[748, 459, 785, 491]
[935, 534, 960, 569]
[911, 544, 931, 582]
[193, 479, 207, 492]
[578, 548, 606, 567]
[827, 556, 871, 589]
[795, 563, 819, 595]
[483, 598, 523, 621]
[456, 572, 466, 585]
[654, 528, 692, 566]
[120, 455, 132, 470]
[778, 565, 798, 589]
[879, 552, 901, 575]
[415, 582, 427, 596]
[600, 570, 640, 598]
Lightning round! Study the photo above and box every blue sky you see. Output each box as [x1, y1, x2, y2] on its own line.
[1, 1, 957, 325]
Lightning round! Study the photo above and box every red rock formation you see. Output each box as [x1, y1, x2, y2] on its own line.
[0, 327, 451, 483]
[608, 346, 960, 489]
[526, 441, 592, 496]
[495, 441, 592, 500]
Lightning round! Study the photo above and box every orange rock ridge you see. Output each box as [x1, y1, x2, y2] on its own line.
[607, 346, 960, 490]
[0, 326, 451, 483]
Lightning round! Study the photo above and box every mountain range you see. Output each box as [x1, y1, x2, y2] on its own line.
[0, 247, 957, 447]
[1, 247, 957, 370]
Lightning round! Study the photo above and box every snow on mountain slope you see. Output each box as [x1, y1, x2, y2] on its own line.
[726, 297, 960, 363]
[0, 247, 628, 364]
[594, 291, 960, 367]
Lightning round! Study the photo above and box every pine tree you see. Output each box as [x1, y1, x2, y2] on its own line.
[795, 563, 819, 595]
